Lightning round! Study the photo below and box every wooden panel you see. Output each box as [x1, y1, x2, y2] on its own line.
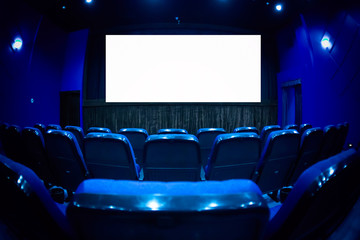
[83, 101, 277, 135]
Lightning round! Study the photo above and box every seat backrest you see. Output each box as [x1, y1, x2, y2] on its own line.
[205, 133, 260, 180]
[45, 130, 89, 192]
[67, 179, 269, 240]
[21, 127, 54, 186]
[34, 123, 46, 136]
[118, 128, 149, 166]
[87, 127, 111, 134]
[0, 154, 73, 240]
[143, 134, 201, 181]
[3, 125, 24, 164]
[286, 127, 324, 186]
[333, 122, 349, 155]
[233, 126, 259, 135]
[255, 130, 300, 193]
[266, 149, 360, 240]
[46, 124, 62, 131]
[196, 128, 226, 166]
[84, 133, 139, 180]
[283, 124, 298, 131]
[299, 123, 312, 136]
[260, 125, 281, 150]
[318, 125, 338, 160]
[157, 128, 188, 134]
[64, 126, 85, 153]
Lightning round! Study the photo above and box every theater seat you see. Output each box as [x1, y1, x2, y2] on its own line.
[283, 124, 298, 131]
[205, 133, 260, 180]
[21, 127, 55, 186]
[196, 128, 226, 166]
[34, 123, 46, 136]
[157, 128, 188, 134]
[3, 125, 24, 164]
[87, 127, 111, 134]
[0, 122, 9, 155]
[64, 126, 85, 153]
[265, 149, 360, 239]
[254, 130, 300, 193]
[234, 126, 259, 135]
[84, 133, 140, 180]
[333, 122, 349, 155]
[318, 125, 338, 160]
[0, 154, 74, 240]
[67, 179, 269, 240]
[143, 134, 201, 181]
[45, 130, 90, 193]
[260, 125, 281, 150]
[118, 128, 149, 166]
[299, 123, 312, 136]
[46, 124, 62, 131]
[286, 127, 324, 186]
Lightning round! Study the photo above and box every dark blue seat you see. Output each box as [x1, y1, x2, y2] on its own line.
[333, 122, 349, 155]
[143, 134, 201, 181]
[265, 149, 360, 239]
[21, 127, 55, 186]
[46, 124, 62, 131]
[157, 128, 188, 134]
[64, 126, 85, 153]
[118, 128, 149, 166]
[254, 130, 300, 193]
[84, 133, 140, 180]
[0, 122, 9, 155]
[318, 125, 338, 160]
[299, 123, 312, 136]
[283, 124, 298, 131]
[45, 130, 90, 193]
[0, 154, 74, 240]
[260, 125, 281, 150]
[234, 126, 259, 135]
[3, 125, 24, 164]
[67, 179, 269, 240]
[286, 127, 324, 186]
[87, 127, 111, 134]
[196, 128, 226, 166]
[34, 123, 47, 136]
[205, 133, 260, 180]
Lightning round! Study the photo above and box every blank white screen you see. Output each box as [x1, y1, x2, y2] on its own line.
[106, 35, 261, 102]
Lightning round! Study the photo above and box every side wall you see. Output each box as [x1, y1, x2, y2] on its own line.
[277, 10, 360, 145]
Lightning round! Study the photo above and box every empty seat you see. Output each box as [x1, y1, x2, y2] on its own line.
[158, 128, 188, 134]
[196, 128, 226, 166]
[318, 125, 338, 160]
[45, 130, 90, 193]
[299, 123, 312, 136]
[143, 134, 201, 181]
[283, 124, 298, 131]
[118, 128, 149, 166]
[67, 179, 269, 240]
[286, 127, 324, 186]
[233, 126, 259, 135]
[332, 122, 349, 155]
[3, 125, 24, 164]
[265, 149, 360, 239]
[87, 127, 111, 134]
[0, 154, 74, 240]
[260, 125, 281, 150]
[21, 127, 54, 186]
[46, 124, 62, 131]
[84, 133, 140, 180]
[205, 133, 260, 180]
[64, 126, 85, 153]
[254, 130, 300, 193]
[34, 123, 46, 136]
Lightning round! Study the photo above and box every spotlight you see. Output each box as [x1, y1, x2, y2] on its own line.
[12, 37, 23, 51]
[275, 4, 282, 11]
[321, 36, 332, 50]
[85, 0, 92, 3]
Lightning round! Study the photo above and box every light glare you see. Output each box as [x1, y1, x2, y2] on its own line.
[12, 38, 23, 50]
[275, 4, 282, 11]
[321, 36, 332, 50]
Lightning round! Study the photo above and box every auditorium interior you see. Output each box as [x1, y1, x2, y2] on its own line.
[1, 0, 360, 239]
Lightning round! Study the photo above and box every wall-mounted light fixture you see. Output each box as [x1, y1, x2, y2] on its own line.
[321, 35, 333, 50]
[12, 37, 23, 51]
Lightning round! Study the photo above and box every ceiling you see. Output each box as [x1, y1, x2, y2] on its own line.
[21, 0, 359, 33]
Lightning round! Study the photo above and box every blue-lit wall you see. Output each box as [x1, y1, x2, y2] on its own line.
[0, 2, 88, 128]
[277, 10, 360, 146]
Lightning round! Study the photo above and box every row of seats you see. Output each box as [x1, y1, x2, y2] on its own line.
[0, 122, 349, 195]
[0, 148, 359, 239]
